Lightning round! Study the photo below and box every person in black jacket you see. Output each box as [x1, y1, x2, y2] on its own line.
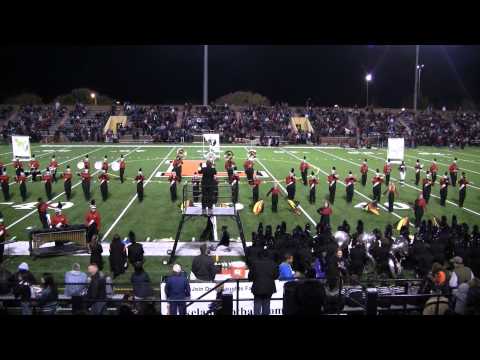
[87, 264, 107, 315]
[0, 264, 13, 295]
[191, 244, 217, 281]
[127, 231, 144, 266]
[349, 238, 368, 277]
[248, 249, 279, 315]
[109, 234, 127, 278]
[198, 160, 217, 211]
[89, 235, 104, 271]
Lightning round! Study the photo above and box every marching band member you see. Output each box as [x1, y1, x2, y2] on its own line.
[285, 168, 296, 200]
[51, 203, 68, 229]
[308, 171, 318, 204]
[198, 160, 217, 212]
[415, 159, 423, 186]
[430, 158, 438, 185]
[384, 181, 399, 212]
[37, 197, 51, 229]
[251, 173, 261, 204]
[225, 154, 236, 183]
[83, 155, 90, 170]
[192, 172, 201, 203]
[85, 200, 101, 243]
[42, 168, 53, 200]
[449, 158, 459, 187]
[62, 165, 73, 201]
[439, 172, 449, 206]
[266, 182, 281, 213]
[16, 170, 28, 202]
[79, 168, 91, 200]
[0, 212, 7, 263]
[344, 171, 357, 203]
[0, 169, 9, 201]
[422, 171, 432, 204]
[300, 156, 310, 186]
[101, 155, 109, 172]
[29, 154, 40, 182]
[49, 155, 58, 183]
[98, 169, 110, 201]
[119, 154, 126, 183]
[414, 192, 427, 227]
[169, 171, 178, 202]
[13, 156, 22, 176]
[327, 167, 338, 204]
[135, 168, 145, 202]
[383, 159, 392, 186]
[372, 169, 384, 203]
[244, 157, 254, 184]
[317, 200, 333, 228]
[458, 172, 469, 208]
[172, 156, 183, 182]
[399, 161, 407, 186]
[360, 159, 368, 186]
[230, 173, 240, 204]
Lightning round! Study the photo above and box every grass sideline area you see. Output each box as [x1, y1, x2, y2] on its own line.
[1, 143, 480, 280]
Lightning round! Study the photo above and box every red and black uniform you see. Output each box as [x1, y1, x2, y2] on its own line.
[225, 159, 235, 183]
[80, 171, 91, 200]
[327, 174, 338, 204]
[266, 186, 281, 212]
[300, 161, 310, 186]
[285, 174, 296, 200]
[422, 176, 432, 203]
[49, 159, 58, 182]
[372, 175, 384, 202]
[135, 174, 145, 202]
[85, 210, 101, 241]
[385, 183, 398, 213]
[172, 158, 183, 182]
[192, 173, 201, 203]
[51, 213, 68, 229]
[308, 176, 319, 204]
[414, 197, 427, 227]
[458, 176, 469, 208]
[383, 163, 392, 186]
[119, 158, 126, 183]
[251, 178, 261, 204]
[360, 163, 368, 186]
[318, 205, 333, 227]
[0, 174, 9, 201]
[0, 222, 7, 263]
[98, 173, 110, 201]
[83, 158, 90, 170]
[101, 159, 109, 172]
[448, 162, 459, 187]
[439, 176, 449, 206]
[16, 174, 28, 201]
[344, 175, 357, 203]
[415, 162, 422, 185]
[168, 173, 178, 202]
[37, 201, 50, 229]
[244, 159, 254, 183]
[230, 173, 240, 204]
[430, 162, 439, 185]
[63, 170, 73, 200]
[42, 173, 53, 200]
[13, 159, 22, 176]
[29, 159, 40, 181]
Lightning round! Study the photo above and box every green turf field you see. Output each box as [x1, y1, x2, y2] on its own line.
[1, 143, 480, 282]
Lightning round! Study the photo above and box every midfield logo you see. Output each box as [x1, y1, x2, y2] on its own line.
[7, 201, 75, 211]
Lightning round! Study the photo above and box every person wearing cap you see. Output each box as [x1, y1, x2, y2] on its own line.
[250, 173, 261, 205]
[230, 172, 240, 204]
[49, 155, 58, 183]
[62, 165, 73, 201]
[51, 204, 68, 230]
[422, 171, 432, 203]
[449, 256, 474, 289]
[430, 159, 439, 185]
[458, 172, 469, 208]
[285, 169, 296, 200]
[101, 155, 109, 172]
[16, 170, 28, 202]
[79, 168, 91, 200]
[13, 263, 35, 315]
[448, 158, 459, 187]
[29, 154, 40, 182]
[135, 169, 145, 202]
[165, 264, 191, 315]
[83, 155, 90, 170]
[168, 171, 178, 202]
[13, 156, 22, 176]
[42, 168, 54, 200]
[266, 182, 281, 212]
[344, 171, 357, 203]
[98, 169, 110, 202]
[383, 159, 392, 186]
[119, 154, 126, 183]
[14, 262, 36, 284]
[327, 167, 338, 204]
[372, 170, 384, 203]
[244, 156, 254, 184]
[439, 172, 449, 206]
[299, 156, 310, 186]
[0, 212, 7, 264]
[308, 171, 318, 204]
[414, 159, 423, 186]
[85, 200, 101, 243]
[0, 168, 10, 201]
[360, 159, 368, 186]
[172, 156, 183, 182]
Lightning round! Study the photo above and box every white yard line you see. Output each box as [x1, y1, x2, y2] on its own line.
[100, 147, 176, 241]
[252, 148, 317, 226]
[40, 144, 344, 149]
[315, 148, 480, 217]
[283, 149, 411, 226]
[6, 147, 141, 231]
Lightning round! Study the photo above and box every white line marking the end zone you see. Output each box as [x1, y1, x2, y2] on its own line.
[101, 147, 176, 242]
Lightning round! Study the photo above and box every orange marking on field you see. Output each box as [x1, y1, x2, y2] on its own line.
[164, 159, 247, 177]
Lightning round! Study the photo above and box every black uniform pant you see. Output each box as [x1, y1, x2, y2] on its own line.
[385, 174, 390, 186]
[423, 186, 431, 203]
[100, 182, 108, 201]
[65, 180, 72, 200]
[329, 185, 336, 204]
[45, 182, 52, 200]
[415, 207, 424, 227]
[175, 166, 182, 182]
[309, 187, 316, 204]
[170, 183, 177, 202]
[388, 192, 394, 212]
[246, 168, 254, 183]
[202, 185, 214, 209]
[459, 188, 466, 207]
[137, 183, 144, 202]
[320, 214, 330, 228]
[20, 182, 27, 201]
[0, 241, 3, 264]
[414, 172, 420, 185]
[52, 170, 57, 183]
[346, 185, 354, 203]
[193, 184, 200, 203]
[361, 174, 367, 186]
[272, 194, 278, 212]
[82, 181, 91, 200]
[440, 188, 447, 206]
[232, 184, 238, 203]
[287, 184, 295, 200]
[301, 170, 307, 186]
[31, 169, 38, 182]
[39, 212, 49, 229]
[120, 168, 125, 183]
[373, 185, 381, 202]
[252, 186, 259, 203]
[86, 223, 98, 243]
[432, 172, 437, 184]
[450, 172, 457, 187]
[1, 183, 9, 201]
[227, 168, 234, 183]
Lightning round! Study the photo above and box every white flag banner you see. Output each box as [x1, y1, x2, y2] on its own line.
[11, 135, 32, 161]
[202, 133, 220, 160]
[387, 138, 404, 164]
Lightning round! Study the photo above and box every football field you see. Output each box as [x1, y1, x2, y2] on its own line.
[2, 143, 480, 283]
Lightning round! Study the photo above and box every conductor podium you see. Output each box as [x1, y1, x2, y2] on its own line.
[168, 181, 248, 264]
[29, 225, 89, 258]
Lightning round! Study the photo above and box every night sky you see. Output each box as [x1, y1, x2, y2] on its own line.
[1, 45, 480, 108]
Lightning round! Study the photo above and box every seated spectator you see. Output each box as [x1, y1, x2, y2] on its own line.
[430, 262, 448, 294]
[13, 271, 33, 315]
[0, 264, 13, 295]
[191, 244, 217, 281]
[279, 254, 295, 281]
[127, 231, 144, 265]
[109, 234, 127, 278]
[165, 264, 190, 315]
[453, 282, 470, 315]
[466, 277, 480, 315]
[64, 263, 88, 297]
[449, 256, 474, 289]
[15, 262, 36, 284]
[36, 273, 58, 315]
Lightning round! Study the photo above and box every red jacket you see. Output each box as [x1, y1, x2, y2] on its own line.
[63, 172, 73, 181]
[51, 214, 68, 227]
[300, 162, 309, 172]
[42, 174, 53, 183]
[244, 160, 253, 170]
[360, 163, 368, 174]
[0, 224, 7, 239]
[372, 176, 383, 187]
[225, 159, 235, 171]
[37, 202, 49, 214]
[383, 164, 392, 175]
[49, 160, 58, 169]
[320, 207, 333, 216]
[30, 160, 40, 169]
[285, 175, 296, 186]
[308, 178, 318, 188]
[345, 176, 356, 186]
[120, 159, 126, 169]
[459, 178, 469, 190]
[13, 159, 22, 169]
[99, 174, 109, 183]
[80, 172, 91, 182]
[327, 174, 338, 187]
[430, 163, 438, 173]
[415, 198, 427, 209]
[16, 175, 27, 183]
[0, 175, 9, 184]
[102, 161, 109, 171]
[83, 159, 90, 169]
[85, 211, 101, 231]
[448, 163, 458, 173]
[135, 175, 145, 183]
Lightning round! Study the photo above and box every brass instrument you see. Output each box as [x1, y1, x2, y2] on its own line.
[177, 148, 187, 159]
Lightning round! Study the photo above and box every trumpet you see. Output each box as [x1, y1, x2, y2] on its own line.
[247, 149, 257, 161]
[176, 148, 187, 159]
[224, 150, 234, 160]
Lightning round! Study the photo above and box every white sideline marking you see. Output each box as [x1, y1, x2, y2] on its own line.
[100, 147, 176, 241]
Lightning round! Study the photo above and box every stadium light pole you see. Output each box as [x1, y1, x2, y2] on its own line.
[90, 92, 97, 106]
[203, 45, 208, 106]
[413, 45, 419, 112]
[365, 73, 372, 107]
[417, 64, 425, 108]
